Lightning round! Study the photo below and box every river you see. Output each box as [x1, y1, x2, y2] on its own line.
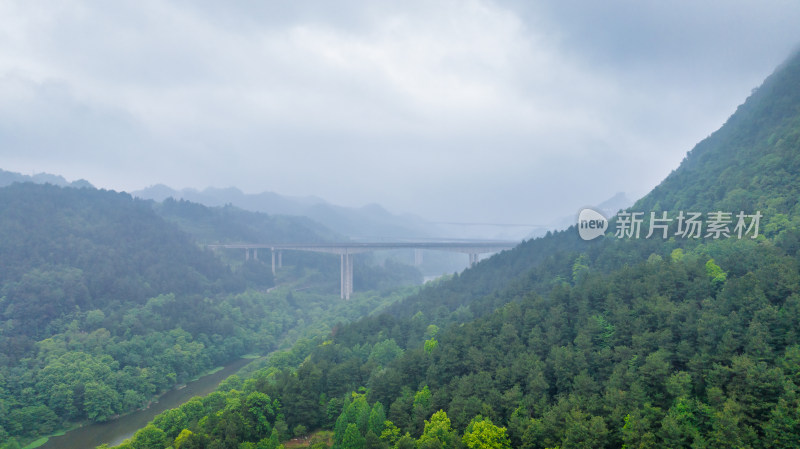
[38, 357, 255, 449]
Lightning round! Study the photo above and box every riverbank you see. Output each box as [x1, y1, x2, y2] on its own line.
[33, 357, 256, 449]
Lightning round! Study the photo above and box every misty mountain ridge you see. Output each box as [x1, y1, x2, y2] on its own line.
[0, 171, 439, 240]
[596, 191, 634, 215]
[0, 168, 94, 189]
[524, 191, 634, 239]
[0, 170, 611, 242]
[136, 184, 325, 213]
[134, 184, 438, 240]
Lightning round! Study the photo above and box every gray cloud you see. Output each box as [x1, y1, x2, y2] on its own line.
[1, 0, 799, 227]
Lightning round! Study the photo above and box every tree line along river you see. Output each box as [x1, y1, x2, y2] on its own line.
[37, 358, 254, 449]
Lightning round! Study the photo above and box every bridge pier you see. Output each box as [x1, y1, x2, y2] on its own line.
[244, 248, 260, 262]
[468, 253, 479, 267]
[340, 252, 354, 300]
[271, 249, 284, 275]
[414, 249, 423, 267]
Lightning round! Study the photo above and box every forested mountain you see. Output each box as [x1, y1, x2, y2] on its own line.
[0, 184, 239, 338]
[112, 50, 800, 449]
[0, 183, 419, 448]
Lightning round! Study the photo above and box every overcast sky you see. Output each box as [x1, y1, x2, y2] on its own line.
[2, 1, 800, 226]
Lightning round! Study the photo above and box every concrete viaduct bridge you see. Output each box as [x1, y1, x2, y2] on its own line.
[207, 240, 518, 299]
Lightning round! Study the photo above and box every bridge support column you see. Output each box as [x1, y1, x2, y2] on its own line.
[341, 252, 354, 300]
[414, 249, 423, 267]
[253, 248, 258, 261]
[468, 253, 479, 267]
[270, 249, 284, 275]
[245, 248, 250, 261]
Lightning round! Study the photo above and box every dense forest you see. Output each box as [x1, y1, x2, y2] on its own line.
[0, 184, 421, 448]
[108, 50, 800, 449]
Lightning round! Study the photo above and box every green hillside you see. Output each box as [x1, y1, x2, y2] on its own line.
[638, 52, 800, 221]
[111, 50, 800, 449]
[0, 183, 417, 448]
[0, 184, 239, 339]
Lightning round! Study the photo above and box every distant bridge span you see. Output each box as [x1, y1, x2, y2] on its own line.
[207, 240, 519, 299]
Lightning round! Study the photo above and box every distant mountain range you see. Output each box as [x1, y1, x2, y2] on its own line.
[133, 184, 437, 240]
[0, 167, 632, 241]
[0, 169, 94, 189]
[0, 169, 439, 240]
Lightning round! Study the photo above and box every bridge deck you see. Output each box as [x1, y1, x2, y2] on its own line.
[207, 240, 518, 252]
[207, 240, 520, 299]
